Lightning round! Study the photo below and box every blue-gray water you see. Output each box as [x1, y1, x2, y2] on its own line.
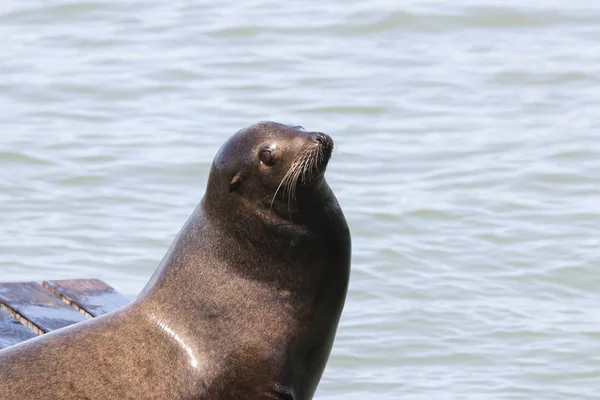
[2, 1, 600, 398]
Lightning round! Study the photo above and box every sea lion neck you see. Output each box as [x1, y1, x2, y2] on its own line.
[140, 178, 342, 303]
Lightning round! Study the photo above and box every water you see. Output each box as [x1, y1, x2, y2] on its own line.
[2, 1, 600, 398]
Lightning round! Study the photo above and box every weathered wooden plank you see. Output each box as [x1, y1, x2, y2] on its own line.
[0, 307, 37, 350]
[0, 282, 88, 334]
[43, 279, 129, 317]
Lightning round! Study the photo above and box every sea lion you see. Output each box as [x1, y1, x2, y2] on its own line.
[0, 122, 351, 400]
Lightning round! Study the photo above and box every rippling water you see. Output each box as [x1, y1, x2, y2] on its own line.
[2, 1, 600, 398]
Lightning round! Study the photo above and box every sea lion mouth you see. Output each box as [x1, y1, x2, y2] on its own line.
[269, 133, 333, 211]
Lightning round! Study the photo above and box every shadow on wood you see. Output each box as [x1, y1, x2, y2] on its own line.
[0, 308, 37, 350]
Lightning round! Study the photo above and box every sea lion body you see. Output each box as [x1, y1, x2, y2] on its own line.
[0, 122, 351, 400]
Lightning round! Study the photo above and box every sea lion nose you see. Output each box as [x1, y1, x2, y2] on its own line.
[314, 133, 333, 151]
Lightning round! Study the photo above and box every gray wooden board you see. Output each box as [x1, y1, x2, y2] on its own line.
[0, 281, 88, 333]
[43, 278, 130, 317]
[0, 307, 37, 350]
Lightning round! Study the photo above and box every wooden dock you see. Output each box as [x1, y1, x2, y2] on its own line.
[0, 279, 129, 350]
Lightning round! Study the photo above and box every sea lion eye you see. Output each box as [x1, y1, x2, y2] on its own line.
[260, 149, 274, 166]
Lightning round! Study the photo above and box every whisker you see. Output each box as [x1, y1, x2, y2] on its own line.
[269, 146, 324, 218]
[270, 164, 296, 211]
[304, 150, 315, 183]
[310, 149, 318, 178]
[288, 157, 304, 217]
[317, 149, 323, 174]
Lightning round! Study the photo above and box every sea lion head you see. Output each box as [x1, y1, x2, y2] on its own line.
[205, 121, 335, 224]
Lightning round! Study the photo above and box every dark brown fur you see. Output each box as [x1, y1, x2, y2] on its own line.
[0, 122, 351, 400]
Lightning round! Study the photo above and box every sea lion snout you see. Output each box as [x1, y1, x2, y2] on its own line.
[314, 132, 333, 152]
[311, 132, 333, 174]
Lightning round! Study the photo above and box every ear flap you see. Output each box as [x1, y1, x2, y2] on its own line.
[229, 175, 242, 192]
